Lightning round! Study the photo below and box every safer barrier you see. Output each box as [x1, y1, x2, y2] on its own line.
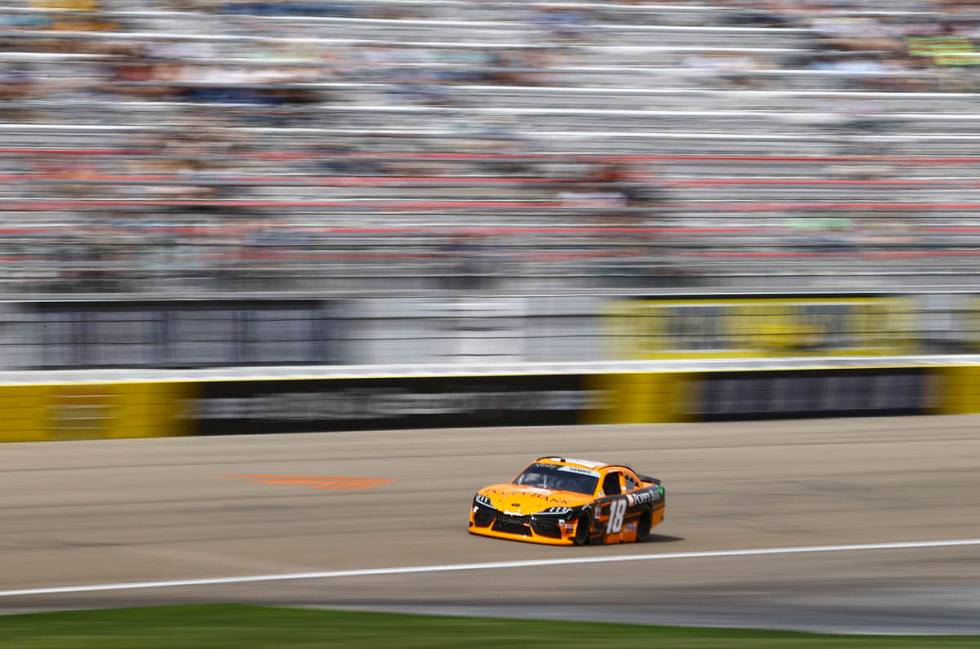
[0, 358, 977, 442]
[593, 367, 935, 423]
[191, 374, 598, 435]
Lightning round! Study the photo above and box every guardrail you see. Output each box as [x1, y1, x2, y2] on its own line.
[0, 356, 976, 442]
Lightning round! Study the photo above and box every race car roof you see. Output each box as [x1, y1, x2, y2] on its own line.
[535, 456, 610, 472]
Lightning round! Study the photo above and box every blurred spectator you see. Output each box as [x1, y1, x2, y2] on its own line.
[439, 234, 496, 291]
[0, 65, 36, 102]
[530, 5, 595, 44]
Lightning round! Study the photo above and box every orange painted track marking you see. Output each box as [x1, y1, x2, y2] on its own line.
[236, 474, 394, 491]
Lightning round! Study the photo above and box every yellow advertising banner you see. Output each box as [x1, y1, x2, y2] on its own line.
[607, 297, 916, 360]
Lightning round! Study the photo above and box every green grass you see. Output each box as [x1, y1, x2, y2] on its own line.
[0, 605, 978, 648]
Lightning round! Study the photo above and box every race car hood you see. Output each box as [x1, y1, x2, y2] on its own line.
[477, 483, 593, 515]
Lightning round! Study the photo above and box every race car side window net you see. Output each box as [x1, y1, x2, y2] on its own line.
[602, 472, 622, 496]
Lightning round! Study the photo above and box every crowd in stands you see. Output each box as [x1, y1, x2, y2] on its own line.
[0, 0, 978, 293]
[710, 0, 980, 90]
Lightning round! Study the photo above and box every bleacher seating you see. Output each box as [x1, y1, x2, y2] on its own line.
[0, 0, 979, 293]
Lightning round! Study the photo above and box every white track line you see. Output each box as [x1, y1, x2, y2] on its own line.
[2, 538, 979, 599]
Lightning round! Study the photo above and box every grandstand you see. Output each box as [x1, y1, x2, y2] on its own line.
[1, 0, 980, 294]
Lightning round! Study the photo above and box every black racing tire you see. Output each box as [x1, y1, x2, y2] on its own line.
[636, 508, 652, 543]
[573, 509, 593, 546]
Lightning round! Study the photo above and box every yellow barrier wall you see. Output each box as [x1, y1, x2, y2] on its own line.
[586, 372, 693, 424]
[0, 382, 194, 443]
[938, 366, 980, 414]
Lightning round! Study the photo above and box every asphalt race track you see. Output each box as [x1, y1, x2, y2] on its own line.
[2, 415, 980, 633]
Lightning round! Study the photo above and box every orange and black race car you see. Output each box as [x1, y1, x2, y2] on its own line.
[468, 457, 665, 545]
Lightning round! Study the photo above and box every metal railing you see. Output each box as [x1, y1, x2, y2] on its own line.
[1, 292, 979, 370]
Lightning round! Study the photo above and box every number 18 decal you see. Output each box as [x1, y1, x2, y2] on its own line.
[606, 499, 627, 534]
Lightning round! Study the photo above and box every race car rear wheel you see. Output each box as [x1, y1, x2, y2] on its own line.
[573, 510, 592, 546]
[636, 509, 652, 542]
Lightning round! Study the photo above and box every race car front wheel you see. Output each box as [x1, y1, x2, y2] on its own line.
[573, 510, 592, 546]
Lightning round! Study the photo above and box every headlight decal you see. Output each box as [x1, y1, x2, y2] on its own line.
[538, 506, 573, 516]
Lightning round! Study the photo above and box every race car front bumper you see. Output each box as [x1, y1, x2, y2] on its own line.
[468, 505, 579, 545]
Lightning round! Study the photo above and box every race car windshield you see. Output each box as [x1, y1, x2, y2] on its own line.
[513, 464, 599, 495]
